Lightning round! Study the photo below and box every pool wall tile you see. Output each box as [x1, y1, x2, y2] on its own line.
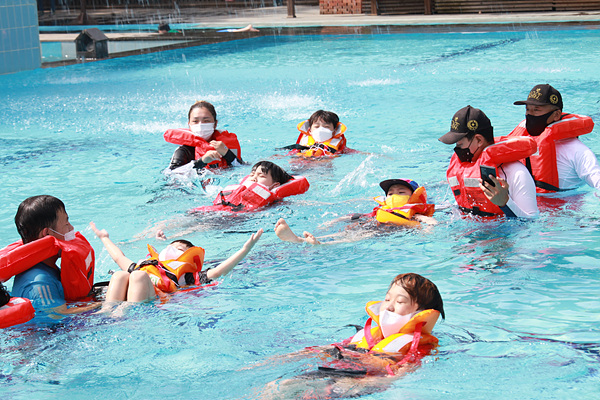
[0, 0, 40, 75]
[0, 8, 9, 29]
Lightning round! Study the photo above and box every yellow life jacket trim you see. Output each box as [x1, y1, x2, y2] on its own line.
[374, 186, 435, 226]
[354, 302, 440, 353]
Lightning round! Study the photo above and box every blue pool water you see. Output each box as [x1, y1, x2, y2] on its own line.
[1, 28, 600, 399]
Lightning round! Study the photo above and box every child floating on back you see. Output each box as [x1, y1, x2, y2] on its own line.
[259, 273, 445, 398]
[90, 222, 262, 302]
[191, 161, 309, 213]
[283, 110, 348, 157]
[275, 178, 435, 245]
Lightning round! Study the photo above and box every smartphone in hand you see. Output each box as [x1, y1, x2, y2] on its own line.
[480, 165, 496, 187]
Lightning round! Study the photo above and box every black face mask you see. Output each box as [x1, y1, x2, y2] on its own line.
[525, 110, 556, 136]
[454, 137, 475, 163]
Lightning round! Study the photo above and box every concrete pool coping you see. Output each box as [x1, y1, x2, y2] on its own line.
[39, 5, 600, 68]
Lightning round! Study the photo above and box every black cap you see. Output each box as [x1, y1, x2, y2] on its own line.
[379, 179, 419, 195]
[438, 105, 493, 144]
[514, 84, 563, 110]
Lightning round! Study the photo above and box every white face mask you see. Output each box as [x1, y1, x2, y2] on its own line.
[189, 123, 215, 140]
[49, 227, 77, 242]
[379, 310, 414, 338]
[158, 245, 184, 261]
[310, 126, 334, 143]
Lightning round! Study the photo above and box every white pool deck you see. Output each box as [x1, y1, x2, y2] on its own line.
[38, 5, 600, 42]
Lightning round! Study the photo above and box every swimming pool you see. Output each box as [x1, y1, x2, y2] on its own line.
[1, 27, 599, 399]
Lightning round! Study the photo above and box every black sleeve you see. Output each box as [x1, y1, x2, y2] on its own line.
[222, 149, 238, 166]
[193, 159, 207, 169]
[169, 145, 195, 170]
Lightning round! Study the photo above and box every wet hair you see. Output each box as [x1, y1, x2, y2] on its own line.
[188, 101, 217, 122]
[15, 195, 66, 244]
[171, 239, 194, 250]
[308, 110, 339, 130]
[391, 273, 445, 319]
[251, 161, 293, 185]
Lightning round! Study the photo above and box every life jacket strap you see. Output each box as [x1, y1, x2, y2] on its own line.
[363, 317, 375, 349]
[193, 254, 203, 286]
[219, 191, 244, 211]
[311, 143, 336, 154]
[380, 207, 412, 220]
[535, 180, 570, 192]
[385, 321, 424, 376]
[459, 206, 496, 217]
[156, 261, 176, 289]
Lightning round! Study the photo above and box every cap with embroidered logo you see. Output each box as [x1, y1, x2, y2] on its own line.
[438, 105, 493, 145]
[514, 84, 563, 110]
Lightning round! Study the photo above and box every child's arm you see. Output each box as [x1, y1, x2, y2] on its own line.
[206, 229, 263, 280]
[89, 222, 134, 271]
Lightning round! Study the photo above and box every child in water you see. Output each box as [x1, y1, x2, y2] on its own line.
[190, 161, 309, 213]
[259, 273, 445, 398]
[90, 222, 262, 302]
[164, 100, 243, 170]
[283, 110, 348, 157]
[275, 178, 436, 245]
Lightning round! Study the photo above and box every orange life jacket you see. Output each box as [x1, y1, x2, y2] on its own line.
[0, 297, 35, 329]
[0, 233, 95, 301]
[191, 175, 310, 213]
[163, 128, 242, 168]
[447, 137, 537, 216]
[290, 120, 347, 157]
[506, 113, 594, 192]
[133, 245, 205, 293]
[315, 302, 441, 376]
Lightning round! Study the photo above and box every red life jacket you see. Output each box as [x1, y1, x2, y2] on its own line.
[289, 120, 347, 157]
[447, 137, 537, 216]
[163, 128, 242, 168]
[506, 113, 594, 193]
[0, 233, 95, 301]
[0, 297, 35, 329]
[191, 175, 310, 212]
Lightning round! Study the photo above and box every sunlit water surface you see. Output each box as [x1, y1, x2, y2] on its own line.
[1, 28, 600, 399]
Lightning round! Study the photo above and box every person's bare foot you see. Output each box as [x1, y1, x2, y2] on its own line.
[274, 218, 305, 243]
[302, 232, 321, 245]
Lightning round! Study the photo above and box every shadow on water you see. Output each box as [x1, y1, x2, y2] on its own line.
[405, 38, 522, 67]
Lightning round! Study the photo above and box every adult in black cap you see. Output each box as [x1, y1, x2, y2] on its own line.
[439, 106, 538, 219]
[506, 84, 600, 192]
